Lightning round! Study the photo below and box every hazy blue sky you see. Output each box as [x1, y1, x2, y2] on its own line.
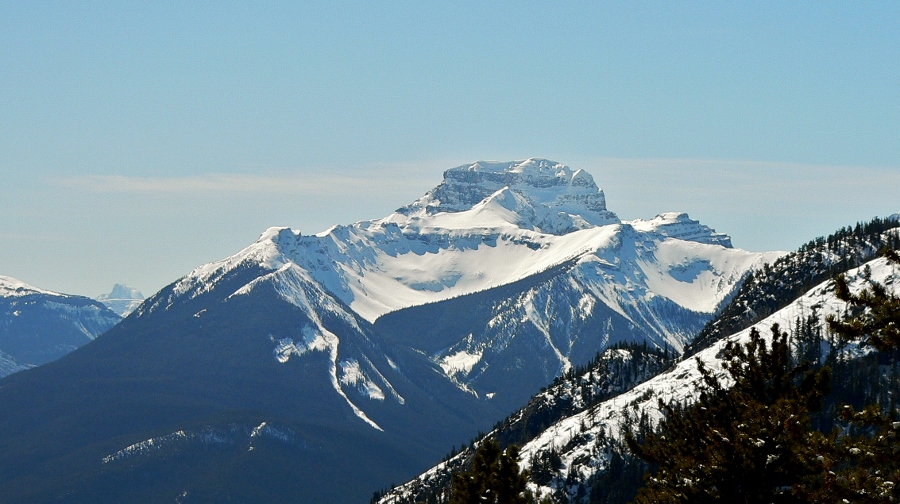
[1, 2, 898, 298]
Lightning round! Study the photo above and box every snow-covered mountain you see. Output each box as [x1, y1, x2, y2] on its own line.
[147, 158, 778, 411]
[96, 284, 145, 317]
[379, 249, 900, 503]
[0, 159, 780, 502]
[0, 276, 121, 378]
[164, 159, 765, 322]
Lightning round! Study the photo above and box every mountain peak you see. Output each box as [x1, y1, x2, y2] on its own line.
[96, 284, 145, 317]
[0, 275, 57, 298]
[394, 158, 619, 234]
[454, 158, 569, 175]
[628, 212, 733, 248]
[106, 284, 144, 301]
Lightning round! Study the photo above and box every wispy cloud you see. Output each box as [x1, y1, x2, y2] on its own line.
[582, 157, 900, 197]
[55, 171, 436, 196]
[588, 156, 898, 177]
[51, 157, 899, 209]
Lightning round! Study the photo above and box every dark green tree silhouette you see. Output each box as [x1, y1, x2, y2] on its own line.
[827, 248, 900, 352]
[450, 439, 533, 504]
[821, 247, 900, 502]
[627, 324, 832, 503]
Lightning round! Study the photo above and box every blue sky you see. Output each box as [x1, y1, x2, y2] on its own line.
[1, 2, 898, 298]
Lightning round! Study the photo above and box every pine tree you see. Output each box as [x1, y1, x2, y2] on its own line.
[827, 248, 900, 352]
[820, 247, 900, 502]
[626, 324, 831, 503]
[450, 439, 534, 504]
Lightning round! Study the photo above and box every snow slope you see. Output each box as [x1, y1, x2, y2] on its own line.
[0, 349, 32, 377]
[0, 275, 56, 297]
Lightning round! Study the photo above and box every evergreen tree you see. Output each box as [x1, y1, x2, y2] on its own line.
[450, 439, 533, 504]
[827, 248, 900, 352]
[626, 324, 832, 503]
[820, 247, 900, 502]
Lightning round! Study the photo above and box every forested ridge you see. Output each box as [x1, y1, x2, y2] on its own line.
[687, 216, 900, 357]
[628, 248, 900, 502]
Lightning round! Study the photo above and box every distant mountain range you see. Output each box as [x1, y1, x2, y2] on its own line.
[0, 159, 784, 502]
[0, 276, 121, 377]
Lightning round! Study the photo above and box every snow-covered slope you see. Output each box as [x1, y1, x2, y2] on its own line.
[96, 284, 144, 317]
[0, 275, 57, 297]
[687, 215, 900, 356]
[0, 276, 121, 377]
[0, 349, 32, 377]
[515, 255, 896, 500]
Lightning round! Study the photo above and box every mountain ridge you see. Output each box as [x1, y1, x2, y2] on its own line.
[0, 275, 121, 377]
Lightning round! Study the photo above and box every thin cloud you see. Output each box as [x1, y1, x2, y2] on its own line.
[590, 156, 898, 177]
[585, 157, 900, 195]
[52, 158, 899, 207]
[55, 171, 434, 196]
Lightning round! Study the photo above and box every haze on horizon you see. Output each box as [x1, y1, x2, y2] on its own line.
[1, 2, 897, 298]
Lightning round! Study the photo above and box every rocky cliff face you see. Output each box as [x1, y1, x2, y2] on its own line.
[630, 212, 732, 247]
[396, 159, 620, 234]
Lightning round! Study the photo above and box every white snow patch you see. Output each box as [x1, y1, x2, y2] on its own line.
[327, 336, 383, 431]
[340, 359, 386, 401]
[272, 326, 332, 364]
[439, 348, 484, 377]
[638, 239, 783, 313]
[524, 291, 572, 373]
